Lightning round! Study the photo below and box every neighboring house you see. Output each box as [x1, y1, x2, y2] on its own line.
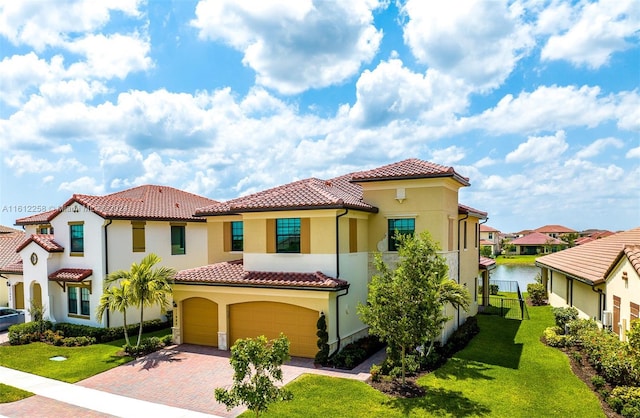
[510, 232, 567, 255]
[10, 185, 217, 326]
[171, 159, 488, 358]
[534, 224, 577, 239]
[536, 227, 640, 341]
[479, 225, 501, 256]
[575, 230, 615, 246]
[0, 226, 26, 307]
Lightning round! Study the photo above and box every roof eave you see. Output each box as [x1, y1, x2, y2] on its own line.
[173, 280, 350, 291]
[196, 204, 378, 217]
[534, 260, 599, 286]
[351, 172, 470, 187]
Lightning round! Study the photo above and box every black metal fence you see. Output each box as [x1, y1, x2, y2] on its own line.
[480, 280, 530, 320]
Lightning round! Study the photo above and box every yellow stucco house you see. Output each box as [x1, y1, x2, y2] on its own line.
[536, 227, 640, 341]
[172, 159, 488, 358]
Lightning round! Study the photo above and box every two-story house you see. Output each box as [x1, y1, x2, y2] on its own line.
[171, 159, 487, 358]
[479, 225, 501, 256]
[9, 185, 217, 326]
[0, 226, 26, 307]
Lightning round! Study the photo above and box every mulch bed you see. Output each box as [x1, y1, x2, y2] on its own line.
[369, 374, 427, 398]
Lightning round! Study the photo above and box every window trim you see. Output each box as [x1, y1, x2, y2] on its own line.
[69, 221, 84, 256]
[276, 218, 301, 254]
[67, 283, 92, 318]
[231, 221, 244, 252]
[387, 218, 415, 252]
[170, 223, 186, 255]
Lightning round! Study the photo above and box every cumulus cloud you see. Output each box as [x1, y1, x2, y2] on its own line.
[4, 153, 86, 176]
[505, 131, 568, 163]
[400, 0, 534, 91]
[540, 0, 640, 69]
[575, 137, 624, 159]
[349, 59, 470, 127]
[58, 176, 105, 194]
[627, 147, 640, 158]
[191, 0, 383, 94]
[431, 146, 466, 165]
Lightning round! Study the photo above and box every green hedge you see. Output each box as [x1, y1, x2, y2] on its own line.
[7, 321, 54, 345]
[608, 386, 640, 418]
[55, 319, 169, 343]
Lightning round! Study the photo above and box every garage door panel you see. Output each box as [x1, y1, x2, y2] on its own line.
[183, 298, 218, 347]
[230, 302, 318, 358]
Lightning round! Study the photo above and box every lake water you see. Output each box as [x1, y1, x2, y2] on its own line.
[489, 264, 540, 292]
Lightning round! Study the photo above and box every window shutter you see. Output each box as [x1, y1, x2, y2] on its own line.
[349, 218, 357, 253]
[266, 219, 276, 253]
[132, 221, 146, 252]
[301, 218, 310, 254]
[223, 222, 231, 252]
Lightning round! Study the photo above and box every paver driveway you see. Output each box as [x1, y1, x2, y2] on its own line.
[77, 344, 377, 417]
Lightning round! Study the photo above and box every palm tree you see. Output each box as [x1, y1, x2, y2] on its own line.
[96, 280, 133, 346]
[128, 253, 175, 347]
[103, 253, 175, 347]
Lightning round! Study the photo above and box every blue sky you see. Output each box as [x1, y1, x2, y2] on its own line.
[0, 0, 638, 233]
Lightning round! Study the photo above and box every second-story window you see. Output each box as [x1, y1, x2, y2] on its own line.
[276, 218, 300, 253]
[132, 221, 146, 253]
[171, 224, 186, 255]
[69, 222, 84, 255]
[388, 218, 415, 251]
[231, 221, 243, 251]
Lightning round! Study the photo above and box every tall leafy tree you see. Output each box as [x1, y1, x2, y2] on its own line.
[215, 334, 293, 417]
[96, 280, 133, 346]
[358, 231, 470, 383]
[104, 253, 175, 347]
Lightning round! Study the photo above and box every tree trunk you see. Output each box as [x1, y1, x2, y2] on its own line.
[123, 310, 130, 346]
[401, 345, 406, 385]
[137, 304, 144, 347]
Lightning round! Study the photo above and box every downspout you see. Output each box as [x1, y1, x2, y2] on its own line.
[332, 208, 349, 355]
[457, 214, 469, 327]
[104, 219, 112, 327]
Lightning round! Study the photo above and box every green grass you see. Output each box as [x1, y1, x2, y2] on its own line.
[495, 255, 539, 265]
[0, 329, 171, 383]
[253, 306, 604, 417]
[0, 383, 33, 403]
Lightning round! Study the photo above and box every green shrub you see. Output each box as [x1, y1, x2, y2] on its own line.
[608, 386, 640, 417]
[388, 354, 420, 378]
[62, 336, 96, 347]
[527, 283, 547, 306]
[369, 364, 382, 382]
[591, 375, 606, 390]
[8, 321, 54, 345]
[55, 319, 167, 343]
[552, 306, 579, 331]
[543, 326, 570, 347]
[329, 335, 384, 370]
[489, 284, 500, 295]
[571, 350, 583, 365]
[440, 316, 480, 357]
[124, 336, 165, 357]
[579, 328, 640, 387]
[314, 314, 329, 366]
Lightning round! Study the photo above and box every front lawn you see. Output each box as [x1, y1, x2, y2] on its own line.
[0, 329, 171, 383]
[0, 384, 33, 403]
[253, 306, 605, 417]
[495, 254, 539, 265]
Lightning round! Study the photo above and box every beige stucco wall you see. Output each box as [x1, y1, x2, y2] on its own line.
[606, 257, 640, 340]
[548, 270, 601, 322]
[0, 275, 8, 307]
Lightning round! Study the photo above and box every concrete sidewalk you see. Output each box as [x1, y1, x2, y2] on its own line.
[0, 366, 222, 418]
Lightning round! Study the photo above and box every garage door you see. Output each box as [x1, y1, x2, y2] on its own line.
[229, 302, 318, 358]
[182, 298, 218, 346]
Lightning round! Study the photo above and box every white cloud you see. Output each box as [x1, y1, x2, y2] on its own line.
[4, 153, 86, 176]
[58, 176, 105, 194]
[506, 131, 568, 163]
[627, 146, 640, 158]
[474, 157, 497, 168]
[349, 59, 470, 127]
[431, 146, 466, 166]
[0, 0, 143, 51]
[400, 0, 534, 91]
[191, 0, 383, 94]
[463, 85, 626, 135]
[575, 137, 624, 159]
[540, 0, 640, 68]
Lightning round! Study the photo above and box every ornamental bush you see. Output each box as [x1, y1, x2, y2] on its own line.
[552, 306, 579, 331]
[527, 283, 547, 306]
[8, 321, 54, 345]
[608, 386, 640, 418]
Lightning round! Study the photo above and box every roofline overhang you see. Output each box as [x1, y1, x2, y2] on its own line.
[350, 172, 470, 187]
[195, 204, 379, 217]
[0, 270, 23, 275]
[534, 260, 599, 286]
[173, 281, 350, 292]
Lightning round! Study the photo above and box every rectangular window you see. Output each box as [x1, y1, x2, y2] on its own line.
[388, 218, 415, 251]
[171, 224, 186, 255]
[68, 287, 78, 315]
[463, 221, 468, 250]
[231, 221, 244, 251]
[69, 223, 84, 254]
[276, 218, 301, 253]
[80, 288, 90, 316]
[132, 222, 146, 252]
[488, 232, 493, 240]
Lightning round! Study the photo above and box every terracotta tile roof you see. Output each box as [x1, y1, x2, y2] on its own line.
[575, 236, 595, 245]
[174, 260, 349, 290]
[534, 224, 577, 234]
[479, 256, 497, 270]
[48, 268, 93, 282]
[480, 239, 494, 246]
[0, 225, 21, 234]
[536, 227, 640, 284]
[16, 234, 64, 253]
[16, 185, 218, 225]
[15, 209, 58, 225]
[480, 225, 500, 232]
[350, 158, 470, 186]
[458, 203, 488, 218]
[196, 175, 377, 215]
[0, 231, 26, 273]
[196, 159, 470, 216]
[511, 232, 565, 246]
[623, 245, 640, 276]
